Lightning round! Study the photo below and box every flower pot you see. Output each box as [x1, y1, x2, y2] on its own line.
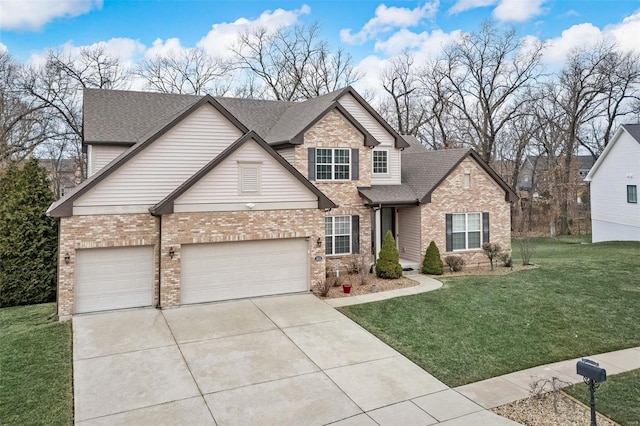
[342, 284, 352, 294]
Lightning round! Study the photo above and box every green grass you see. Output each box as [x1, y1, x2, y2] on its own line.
[0, 303, 73, 425]
[339, 236, 640, 387]
[564, 369, 640, 425]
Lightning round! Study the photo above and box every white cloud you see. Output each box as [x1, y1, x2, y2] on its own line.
[374, 28, 460, 57]
[493, 0, 546, 22]
[0, 42, 7, 54]
[197, 4, 311, 58]
[340, 1, 439, 45]
[0, 0, 102, 31]
[605, 10, 640, 54]
[448, 0, 496, 15]
[145, 38, 184, 59]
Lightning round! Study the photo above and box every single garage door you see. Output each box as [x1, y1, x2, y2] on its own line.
[75, 246, 155, 314]
[181, 238, 309, 304]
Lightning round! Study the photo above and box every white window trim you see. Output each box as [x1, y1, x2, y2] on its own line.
[238, 162, 261, 194]
[325, 215, 352, 256]
[316, 148, 351, 181]
[451, 212, 482, 251]
[372, 149, 389, 175]
[463, 171, 471, 189]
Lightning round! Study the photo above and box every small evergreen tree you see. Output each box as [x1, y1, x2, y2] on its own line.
[376, 230, 402, 279]
[0, 159, 58, 307]
[422, 241, 444, 275]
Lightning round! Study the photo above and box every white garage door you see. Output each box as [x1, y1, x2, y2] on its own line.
[181, 238, 309, 304]
[75, 246, 155, 314]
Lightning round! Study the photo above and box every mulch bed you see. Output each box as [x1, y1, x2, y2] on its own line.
[491, 392, 617, 426]
[312, 274, 418, 299]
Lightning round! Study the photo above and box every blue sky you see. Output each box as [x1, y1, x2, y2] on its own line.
[1, 0, 639, 91]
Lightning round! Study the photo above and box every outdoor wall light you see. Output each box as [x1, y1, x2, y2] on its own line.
[169, 247, 175, 259]
[64, 253, 70, 265]
[316, 237, 322, 248]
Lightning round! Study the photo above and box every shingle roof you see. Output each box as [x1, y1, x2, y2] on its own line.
[358, 184, 419, 205]
[402, 148, 471, 202]
[622, 124, 640, 143]
[83, 89, 201, 144]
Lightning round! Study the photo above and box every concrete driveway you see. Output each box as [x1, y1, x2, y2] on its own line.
[73, 294, 519, 425]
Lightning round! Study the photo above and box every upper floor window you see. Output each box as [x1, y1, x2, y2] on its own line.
[628, 185, 638, 203]
[373, 150, 388, 174]
[317, 148, 350, 180]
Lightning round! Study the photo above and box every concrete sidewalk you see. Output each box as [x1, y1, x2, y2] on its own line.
[323, 274, 443, 308]
[456, 346, 640, 409]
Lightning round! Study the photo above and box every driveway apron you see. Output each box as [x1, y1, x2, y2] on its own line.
[73, 294, 519, 425]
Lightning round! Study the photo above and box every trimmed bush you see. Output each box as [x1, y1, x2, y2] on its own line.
[444, 255, 465, 272]
[482, 242, 502, 271]
[499, 252, 512, 267]
[422, 241, 444, 275]
[0, 159, 58, 307]
[376, 230, 402, 279]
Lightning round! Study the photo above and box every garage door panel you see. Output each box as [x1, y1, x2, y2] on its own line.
[75, 246, 154, 314]
[181, 239, 309, 304]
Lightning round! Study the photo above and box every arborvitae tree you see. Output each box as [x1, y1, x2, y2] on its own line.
[0, 159, 58, 307]
[376, 230, 403, 279]
[422, 241, 444, 275]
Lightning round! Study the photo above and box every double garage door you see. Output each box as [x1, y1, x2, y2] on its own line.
[74, 239, 309, 314]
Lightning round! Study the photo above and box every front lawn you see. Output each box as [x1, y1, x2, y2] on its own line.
[0, 303, 73, 425]
[564, 368, 640, 426]
[339, 237, 640, 387]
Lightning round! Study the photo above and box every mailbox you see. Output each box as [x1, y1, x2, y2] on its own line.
[577, 359, 607, 382]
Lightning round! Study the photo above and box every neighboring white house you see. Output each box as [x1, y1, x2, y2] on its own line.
[585, 124, 640, 243]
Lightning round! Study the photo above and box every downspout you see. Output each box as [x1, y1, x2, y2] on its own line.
[157, 215, 162, 309]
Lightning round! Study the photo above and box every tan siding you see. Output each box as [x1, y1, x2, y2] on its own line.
[74, 104, 242, 211]
[590, 133, 640, 229]
[397, 206, 422, 262]
[175, 139, 318, 210]
[89, 145, 128, 176]
[339, 94, 401, 185]
[277, 146, 295, 165]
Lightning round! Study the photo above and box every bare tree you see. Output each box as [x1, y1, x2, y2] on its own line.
[23, 46, 130, 177]
[0, 52, 53, 166]
[231, 22, 360, 101]
[379, 52, 431, 136]
[134, 47, 231, 95]
[431, 21, 545, 161]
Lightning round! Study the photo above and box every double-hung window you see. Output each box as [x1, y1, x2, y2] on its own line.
[317, 148, 350, 180]
[373, 150, 388, 174]
[325, 216, 351, 255]
[628, 185, 637, 203]
[452, 213, 482, 250]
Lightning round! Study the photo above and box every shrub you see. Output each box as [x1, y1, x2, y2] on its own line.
[482, 242, 502, 271]
[316, 279, 332, 297]
[0, 159, 58, 307]
[519, 236, 537, 265]
[422, 241, 444, 275]
[499, 252, 512, 267]
[444, 255, 465, 272]
[376, 230, 402, 279]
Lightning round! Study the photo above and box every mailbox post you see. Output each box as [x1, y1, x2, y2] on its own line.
[576, 359, 607, 426]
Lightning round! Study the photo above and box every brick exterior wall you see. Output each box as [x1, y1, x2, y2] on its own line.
[160, 209, 324, 308]
[292, 110, 375, 275]
[57, 214, 159, 317]
[421, 158, 512, 266]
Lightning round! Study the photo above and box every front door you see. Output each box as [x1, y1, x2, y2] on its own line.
[381, 207, 396, 242]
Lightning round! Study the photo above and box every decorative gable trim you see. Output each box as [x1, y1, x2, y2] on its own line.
[333, 86, 410, 149]
[421, 150, 518, 204]
[47, 96, 249, 218]
[150, 131, 337, 215]
[289, 102, 379, 147]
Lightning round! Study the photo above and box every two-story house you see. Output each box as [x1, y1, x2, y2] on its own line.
[48, 87, 517, 318]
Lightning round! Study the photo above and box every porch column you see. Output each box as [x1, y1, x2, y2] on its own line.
[374, 208, 381, 260]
